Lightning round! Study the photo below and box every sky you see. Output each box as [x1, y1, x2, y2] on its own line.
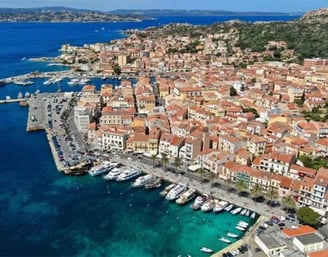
[0, 0, 327, 13]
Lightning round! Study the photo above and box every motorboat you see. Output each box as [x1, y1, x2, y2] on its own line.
[250, 212, 256, 219]
[219, 237, 231, 244]
[165, 184, 187, 201]
[237, 221, 249, 228]
[201, 197, 215, 212]
[116, 168, 141, 181]
[235, 225, 246, 231]
[231, 207, 242, 215]
[132, 174, 154, 188]
[213, 200, 228, 213]
[191, 194, 208, 210]
[160, 183, 176, 197]
[224, 204, 234, 212]
[144, 177, 162, 189]
[226, 232, 239, 238]
[245, 209, 250, 217]
[103, 167, 121, 180]
[175, 188, 197, 205]
[200, 247, 213, 253]
[88, 161, 112, 176]
[240, 208, 247, 216]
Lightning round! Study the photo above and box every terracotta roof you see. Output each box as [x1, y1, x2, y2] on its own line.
[282, 225, 316, 237]
[308, 249, 328, 257]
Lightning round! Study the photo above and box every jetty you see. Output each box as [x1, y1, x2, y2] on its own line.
[26, 94, 47, 131]
[0, 98, 26, 104]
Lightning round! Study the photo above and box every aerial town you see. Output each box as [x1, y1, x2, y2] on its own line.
[21, 15, 328, 257]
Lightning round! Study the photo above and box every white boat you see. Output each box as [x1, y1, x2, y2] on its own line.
[144, 177, 162, 189]
[213, 200, 228, 213]
[224, 204, 234, 212]
[231, 207, 242, 215]
[226, 232, 239, 238]
[201, 197, 215, 212]
[240, 208, 247, 216]
[245, 210, 250, 217]
[235, 225, 246, 231]
[132, 174, 154, 188]
[160, 183, 176, 197]
[191, 194, 208, 210]
[88, 161, 113, 176]
[237, 221, 249, 228]
[250, 212, 256, 219]
[68, 78, 79, 86]
[219, 237, 231, 244]
[176, 188, 197, 205]
[200, 247, 213, 253]
[116, 168, 141, 181]
[165, 184, 187, 201]
[103, 167, 121, 180]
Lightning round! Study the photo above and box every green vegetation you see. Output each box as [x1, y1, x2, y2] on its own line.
[302, 106, 328, 122]
[230, 86, 237, 96]
[242, 107, 259, 118]
[281, 195, 297, 213]
[298, 154, 328, 170]
[297, 206, 320, 226]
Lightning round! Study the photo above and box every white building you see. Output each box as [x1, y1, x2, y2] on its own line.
[102, 128, 128, 152]
[73, 106, 92, 132]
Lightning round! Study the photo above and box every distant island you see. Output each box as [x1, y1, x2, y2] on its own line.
[0, 7, 302, 22]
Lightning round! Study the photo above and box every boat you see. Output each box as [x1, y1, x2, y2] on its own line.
[144, 177, 162, 189]
[68, 78, 79, 86]
[165, 184, 187, 201]
[235, 225, 246, 231]
[201, 197, 215, 212]
[231, 207, 242, 215]
[224, 204, 234, 212]
[237, 221, 249, 228]
[191, 194, 208, 210]
[132, 174, 154, 188]
[245, 210, 250, 217]
[88, 161, 113, 176]
[160, 183, 176, 197]
[250, 212, 256, 219]
[226, 232, 239, 238]
[103, 167, 121, 180]
[219, 237, 231, 244]
[213, 200, 228, 213]
[175, 188, 197, 205]
[116, 168, 141, 181]
[200, 247, 213, 253]
[240, 208, 247, 216]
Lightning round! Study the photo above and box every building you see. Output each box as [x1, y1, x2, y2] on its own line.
[102, 128, 128, 152]
[73, 106, 92, 132]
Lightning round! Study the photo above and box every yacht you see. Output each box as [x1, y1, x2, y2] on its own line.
[231, 207, 242, 215]
[88, 161, 112, 176]
[236, 225, 246, 231]
[160, 183, 176, 197]
[245, 209, 251, 217]
[224, 204, 234, 212]
[219, 237, 231, 244]
[144, 177, 162, 189]
[191, 194, 208, 210]
[201, 197, 215, 212]
[250, 212, 256, 219]
[103, 167, 121, 180]
[238, 221, 249, 227]
[213, 200, 228, 213]
[165, 184, 187, 201]
[175, 188, 197, 205]
[116, 168, 141, 181]
[200, 247, 213, 253]
[240, 208, 247, 216]
[132, 174, 154, 188]
[226, 232, 239, 238]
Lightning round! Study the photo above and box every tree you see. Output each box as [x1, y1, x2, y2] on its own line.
[297, 207, 320, 226]
[281, 195, 297, 213]
[161, 152, 169, 172]
[250, 184, 263, 201]
[265, 187, 279, 208]
[150, 154, 157, 168]
[113, 64, 121, 75]
[235, 180, 248, 195]
[230, 86, 237, 96]
[173, 157, 182, 172]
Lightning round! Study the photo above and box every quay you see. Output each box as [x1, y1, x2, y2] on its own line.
[0, 98, 26, 104]
[26, 94, 47, 132]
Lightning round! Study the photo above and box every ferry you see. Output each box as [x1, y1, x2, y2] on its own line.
[103, 167, 121, 180]
[226, 232, 239, 238]
[88, 161, 113, 176]
[165, 184, 187, 201]
[231, 207, 242, 215]
[213, 200, 228, 213]
[201, 197, 215, 212]
[175, 188, 197, 205]
[132, 174, 154, 188]
[116, 168, 141, 181]
[224, 204, 234, 212]
[160, 183, 176, 197]
[219, 237, 231, 244]
[200, 247, 213, 253]
[191, 194, 208, 210]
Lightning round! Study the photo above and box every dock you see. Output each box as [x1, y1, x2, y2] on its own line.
[26, 94, 47, 132]
[0, 98, 27, 104]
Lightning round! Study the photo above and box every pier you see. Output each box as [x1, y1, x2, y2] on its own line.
[0, 98, 27, 104]
[26, 94, 47, 132]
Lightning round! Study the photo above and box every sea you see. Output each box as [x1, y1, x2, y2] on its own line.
[0, 15, 299, 257]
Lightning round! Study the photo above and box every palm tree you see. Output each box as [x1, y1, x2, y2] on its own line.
[150, 153, 157, 168]
[198, 167, 205, 183]
[265, 186, 279, 208]
[161, 152, 169, 172]
[173, 156, 182, 173]
[235, 180, 247, 195]
[250, 184, 263, 202]
[281, 195, 297, 213]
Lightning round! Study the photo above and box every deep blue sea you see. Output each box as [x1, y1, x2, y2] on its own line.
[0, 15, 298, 257]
